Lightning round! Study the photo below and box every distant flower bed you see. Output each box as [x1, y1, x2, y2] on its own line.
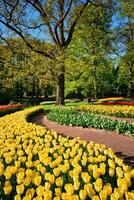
[0, 104, 23, 117]
[78, 105, 134, 118]
[102, 101, 134, 106]
[0, 107, 134, 199]
[0, 104, 22, 110]
[92, 97, 134, 106]
[97, 97, 124, 102]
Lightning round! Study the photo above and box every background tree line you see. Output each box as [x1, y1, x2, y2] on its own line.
[0, 0, 133, 104]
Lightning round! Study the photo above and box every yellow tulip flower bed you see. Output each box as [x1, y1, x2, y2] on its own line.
[0, 107, 134, 200]
[78, 105, 134, 118]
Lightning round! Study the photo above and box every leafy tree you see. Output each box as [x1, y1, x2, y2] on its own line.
[65, 3, 115, 98]
[0, 39, 55, 100]
[115, 0, 134, 97]
[0, 0, 113, 104]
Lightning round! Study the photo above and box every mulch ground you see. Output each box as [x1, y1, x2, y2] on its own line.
[31, 112, 134, 166]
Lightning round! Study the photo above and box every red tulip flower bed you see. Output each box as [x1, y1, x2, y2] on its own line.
[91, 97, 134, 106]
[0, 104, 23, 117]
[102, 101, 134, 106]
[0, 104, 22, 110]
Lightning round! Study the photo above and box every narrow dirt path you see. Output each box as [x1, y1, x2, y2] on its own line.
[31, 112, 134, 166]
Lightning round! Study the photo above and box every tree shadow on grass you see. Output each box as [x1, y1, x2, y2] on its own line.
[115, 152, 134, 190]
[115, 152, 134, 167]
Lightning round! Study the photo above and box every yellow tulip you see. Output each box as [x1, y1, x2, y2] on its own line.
[93, 169, 100, 179]
[24, 176, 31, 186]
[61, 193, 69, 200]
[26, 188, 35, 198]
[53, 197, 60, 200]
[81, 172, 91, 183]
[53, 167, 61, 177]
[92, 195, 100, 200]
[94, 178, 103, 192]
[79, 189, 87, 200]
[0, 164, 4, 176]
[5, 156, 12, 164]
[99, 190, 107, 200]
[74, 180, 80, 190]
[4, 170, 12, 180]
[22, 195, 32, 200]
[36, 185, 44, 196]
[109, 168, 115, 177]
[14, 195, 21, 200]
[84, 183, 95, 198]
[64, 184, 74, 196]
[125, 191, 134, 200]
[110, 193, 119, 200]
[55, 188, 61, 197]
[103, 183, 112, 196]
[108, 159, 115, 169]
[17, 171, 25, 184]
[43, 190, 52, 200]
[33, 175, 41, 186]
[116, 167, 123, 178]
[61, 163, 69, 173]
[44, 182, 51, 190]
[10, 166, 18, 174]
[16, 183, 25, 195]
[3, 181, 12, 195]
[40, 166, 46, 174]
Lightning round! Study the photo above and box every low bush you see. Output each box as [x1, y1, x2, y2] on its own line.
[47, 108, 134, 136]
[0, 107, 134, 199]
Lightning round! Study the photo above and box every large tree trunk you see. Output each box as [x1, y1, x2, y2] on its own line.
[55, 47, 65, 105]
[56, 71, 65, 105]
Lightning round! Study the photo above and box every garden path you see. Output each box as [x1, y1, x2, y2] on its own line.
[31, 112, 134, 166]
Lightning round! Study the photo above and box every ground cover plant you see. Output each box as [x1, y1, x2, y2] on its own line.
[47, 108, 134, 136]
[78, 104, 134, 118]
[0, 106, 134, 199]
[0, 104, 23, 117]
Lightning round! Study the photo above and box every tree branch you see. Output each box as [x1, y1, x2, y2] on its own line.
[0, 33, 15, 54]
[65, 0, 90, 47]
[0, 19, 54, 59]
[54, 0, 73, 46]
[26, 0, 58, 44]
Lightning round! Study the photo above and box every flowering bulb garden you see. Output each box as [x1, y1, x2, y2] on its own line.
[0, 107, 134, 200]
[0, 104, 23, 117]
[0, 104, 22, 111]
[78, 105, 134, 118]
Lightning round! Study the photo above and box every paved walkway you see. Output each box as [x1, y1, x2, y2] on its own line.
[31, 112, 134, 166]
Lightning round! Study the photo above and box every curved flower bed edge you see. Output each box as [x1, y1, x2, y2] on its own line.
[0, 107, 134, 199]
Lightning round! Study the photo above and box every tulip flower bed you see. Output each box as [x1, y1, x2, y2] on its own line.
[47, 108, 134, 136]
[0, 107, 134, 199]
[0, 104, 23, 117]
[102, 101, 134, 106]
[78, 105, 134, 118]
[92, 97, 134, 106]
